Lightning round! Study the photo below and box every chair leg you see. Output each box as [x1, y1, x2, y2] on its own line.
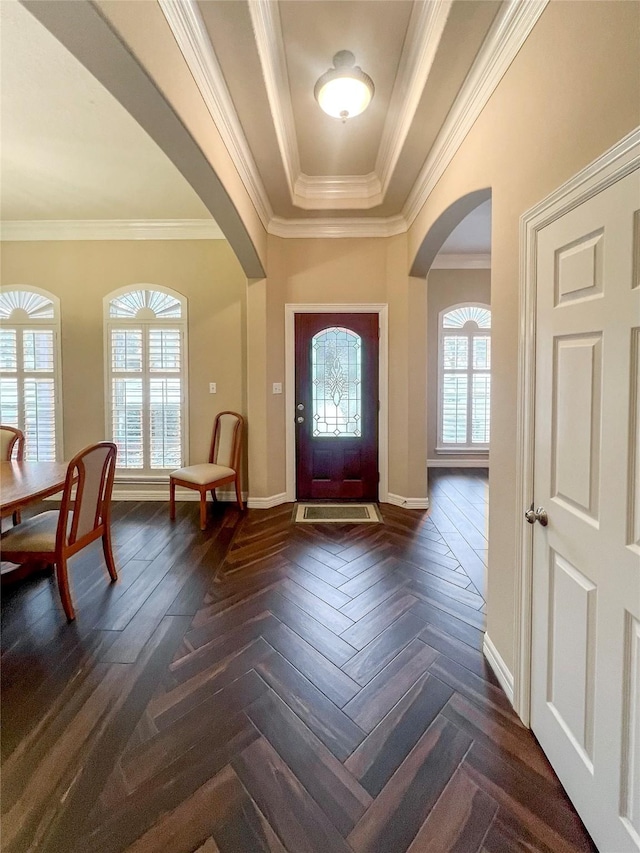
[169, 478, 176, 520]
[235, 476, 244, 511]
[199, 491, 207, 530]
[210, 488, 218, 503]
[56, 556, 75, 621]
[102, 528, 118, 581]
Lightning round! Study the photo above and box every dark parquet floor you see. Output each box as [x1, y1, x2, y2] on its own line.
[1, 471, 596, 852]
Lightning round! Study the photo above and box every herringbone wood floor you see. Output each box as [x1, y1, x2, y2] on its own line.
[1, 472, 596, 852]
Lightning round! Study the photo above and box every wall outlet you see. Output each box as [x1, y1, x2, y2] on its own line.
[272, 382, 283, 394]
[209, 382, 217, 394]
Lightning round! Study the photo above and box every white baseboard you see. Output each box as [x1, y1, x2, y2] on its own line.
[246, 493, 289, 509]
[109, 488, 246, 502]
[385, 493, 430, 510]
[483, 633, 515, 706]
[428, 458, 489, 468]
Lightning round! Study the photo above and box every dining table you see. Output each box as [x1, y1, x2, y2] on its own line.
[0, 460, 68, 579]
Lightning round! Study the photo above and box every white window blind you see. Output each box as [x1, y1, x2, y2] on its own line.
[105, 287, 187, 473]
[0, 289, 61, 460]
[438, 304, 491, 450]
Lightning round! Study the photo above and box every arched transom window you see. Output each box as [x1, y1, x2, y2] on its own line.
[105, 286, 188, 472]
[438, 304, 491, 449]
[0, 287, 62, 460]
[311, 327, 362, 437]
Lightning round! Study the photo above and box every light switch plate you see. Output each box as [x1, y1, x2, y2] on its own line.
[209, 382, 217, 394]
[272, 382, 283, 394]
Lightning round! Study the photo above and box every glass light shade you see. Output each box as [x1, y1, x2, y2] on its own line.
[314, 51, 374, 120]
[316, 76, 373, 119]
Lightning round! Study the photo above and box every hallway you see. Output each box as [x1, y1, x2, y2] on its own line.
[1, 483, 594, 852]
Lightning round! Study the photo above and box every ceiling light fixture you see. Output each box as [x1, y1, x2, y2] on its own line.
[314, 50, 374, 122]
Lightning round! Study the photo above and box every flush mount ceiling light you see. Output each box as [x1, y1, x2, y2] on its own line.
[314, 50, 374, 121]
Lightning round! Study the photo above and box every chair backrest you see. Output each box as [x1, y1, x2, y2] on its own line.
[209, 411, 244, 470]
[0, 425, 24, 461]
[57, 442, 117, 547]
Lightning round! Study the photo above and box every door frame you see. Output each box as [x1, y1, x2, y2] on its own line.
[284, 303, 389, 504]
[513, 127, 640, 726]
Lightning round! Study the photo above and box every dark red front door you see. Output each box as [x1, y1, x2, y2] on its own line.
[295, 313, 379, 500]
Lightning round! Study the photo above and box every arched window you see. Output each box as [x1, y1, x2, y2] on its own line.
[438, 304, 491, 450]
[311, 327, 362, 437]
[104, 286, 188, 472]
[0, 287, 62, 460]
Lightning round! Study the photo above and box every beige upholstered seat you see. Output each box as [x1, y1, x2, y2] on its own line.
[1, 442, 118, 621]
[1, 425, 25, 524]
[170, 411, 244, 530]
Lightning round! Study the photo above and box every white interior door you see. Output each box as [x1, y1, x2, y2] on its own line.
[531, 167, 640, 852]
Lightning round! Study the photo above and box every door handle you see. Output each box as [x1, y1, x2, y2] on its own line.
[525, 503, 548, 526]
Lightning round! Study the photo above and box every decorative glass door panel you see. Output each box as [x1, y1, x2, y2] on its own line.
[311, 327, 362, 437]
[296, 314, 378, 500]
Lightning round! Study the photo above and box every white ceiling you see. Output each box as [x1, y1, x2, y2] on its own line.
[0, 0, 211, 222]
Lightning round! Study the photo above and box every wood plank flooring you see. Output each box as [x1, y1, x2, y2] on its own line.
[1, 472, 596, 852]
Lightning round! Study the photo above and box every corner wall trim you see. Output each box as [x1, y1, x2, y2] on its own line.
[246, 493, 290, 509]
[385, 493, 430, 510]
[483, 633, 515, 706]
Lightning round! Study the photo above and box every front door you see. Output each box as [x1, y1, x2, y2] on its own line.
[295, 313, 378, 500]
[531, 166, 640, 851]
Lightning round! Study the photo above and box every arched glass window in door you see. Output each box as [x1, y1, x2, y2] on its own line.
[311, 327, 362, 436]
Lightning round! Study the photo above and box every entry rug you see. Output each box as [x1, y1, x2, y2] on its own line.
[294, 503, 382, 523]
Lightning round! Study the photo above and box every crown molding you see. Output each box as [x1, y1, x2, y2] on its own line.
[158, 0, 273, 229]
[292, 173, 382, 209]
[375, 0, 452, 197]
[431, 252, 491, 269]
[268, 215, 406, 239]
[0, 219, 225, 242]
[248, 0, 300, 201]
[403, 0, 549, 226]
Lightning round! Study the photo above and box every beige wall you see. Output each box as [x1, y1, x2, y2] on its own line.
[244, 234, 428, 501]
[0, 239, 247, 485]
[426, 269, 491, 459]
[409, 0, 640, 670]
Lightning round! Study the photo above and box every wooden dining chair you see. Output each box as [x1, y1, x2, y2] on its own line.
[1, 425, 25, 524]
[170, 411, 244, 530]
[0, 442, 118, 621]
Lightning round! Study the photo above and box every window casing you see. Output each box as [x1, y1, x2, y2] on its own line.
[104, 286, 188, 475]
[437, 304, 491, 452]
[0, 287, 63, 460]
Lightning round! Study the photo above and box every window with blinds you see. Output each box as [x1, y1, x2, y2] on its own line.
[438, 304, 491, 451]
[105, 287, 187, 472]
[0, 289, 61, 460]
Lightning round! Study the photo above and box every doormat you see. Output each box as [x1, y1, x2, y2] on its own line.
[294, 503, 382, 523]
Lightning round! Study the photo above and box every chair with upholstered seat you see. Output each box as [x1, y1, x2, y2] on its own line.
[170, 411, 244, 530]
[1, 442, 118, 621]
[1, 425, 25, 524]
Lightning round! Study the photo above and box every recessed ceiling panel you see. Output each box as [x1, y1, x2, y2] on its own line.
[280, 0, 413, 177]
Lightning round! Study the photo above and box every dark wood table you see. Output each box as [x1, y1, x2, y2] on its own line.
[1, 461, 68, 580]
